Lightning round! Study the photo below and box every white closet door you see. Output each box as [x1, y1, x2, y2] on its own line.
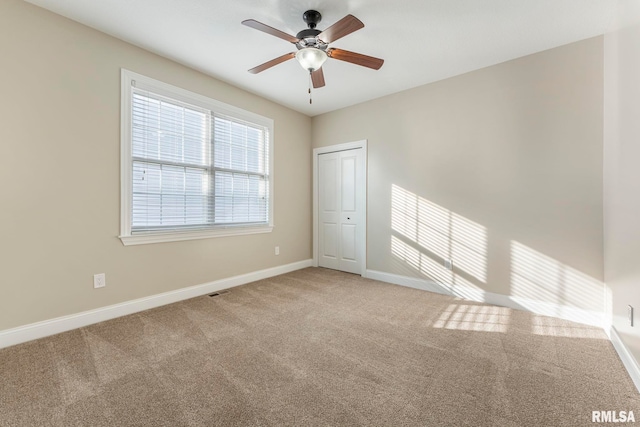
[318, 148, 364, 274]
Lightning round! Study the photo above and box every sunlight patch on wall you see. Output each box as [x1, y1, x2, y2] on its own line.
[510, 241, 604, 324]
[432, 304, 509, 333]
[391, 235, 485, 301]
[391, 184, 487, 283]
[532, 315, 606, 339]
[391, 235, 452, 284]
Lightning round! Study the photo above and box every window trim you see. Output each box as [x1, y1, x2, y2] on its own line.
[119, 69, 274, 246]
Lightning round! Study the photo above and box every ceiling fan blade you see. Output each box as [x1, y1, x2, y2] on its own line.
[327, 48, 384, 70]
[242, 19, 299, 43]
[318, 15, 364, 44]
[248, 52, 296, 74]
[311, 68, 326, 88]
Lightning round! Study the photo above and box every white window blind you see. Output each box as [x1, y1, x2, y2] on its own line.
[128, 83, 270, 236]
[213, 115, 269, 224]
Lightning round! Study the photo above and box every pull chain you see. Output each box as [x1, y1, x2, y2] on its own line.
[308, 71, 312, 104]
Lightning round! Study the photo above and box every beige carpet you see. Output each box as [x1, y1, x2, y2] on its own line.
[1, 267, 638, 426]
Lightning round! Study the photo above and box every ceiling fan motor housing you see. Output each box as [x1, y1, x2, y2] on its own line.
[296, 28, 325, 49]
[297, 10, 326, 49]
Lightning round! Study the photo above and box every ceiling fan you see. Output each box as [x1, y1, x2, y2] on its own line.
[242, 10, 384, 90]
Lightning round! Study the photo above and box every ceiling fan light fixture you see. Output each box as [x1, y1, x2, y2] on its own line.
[295, 48, 327, 72]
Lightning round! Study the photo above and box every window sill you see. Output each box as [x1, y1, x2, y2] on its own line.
[119, 225, 273, 246]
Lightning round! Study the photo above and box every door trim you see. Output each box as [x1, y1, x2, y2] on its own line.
[312, 140, 367, 276]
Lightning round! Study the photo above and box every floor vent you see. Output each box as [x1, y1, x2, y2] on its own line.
[208, 290, 230, 297]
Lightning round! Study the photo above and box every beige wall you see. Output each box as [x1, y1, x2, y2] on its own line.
[313, 37, 605, 318]
[604, 2, 640, 360]
[0, 0, 311, 331]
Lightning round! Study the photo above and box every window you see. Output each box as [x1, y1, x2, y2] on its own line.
[120, 70, 273, 245]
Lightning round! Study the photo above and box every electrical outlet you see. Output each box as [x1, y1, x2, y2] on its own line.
[629, 305, 634, 327]
[444, 259, 453, 270]
[275, 246, 280, 255]
[94, 273, 106, 289]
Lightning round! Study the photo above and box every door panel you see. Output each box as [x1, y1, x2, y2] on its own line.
[318, 148, 364, 274]
[323, 223, 338, 258]
[318, 153, 340, 270]
[341, 156, 356, 212]
[341, 223, 357, 261]
[321, 158, 337, 212]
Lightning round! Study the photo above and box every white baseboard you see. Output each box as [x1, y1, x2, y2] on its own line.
[365, 269, 604, 328]
[365, 270, 450, 296]
[0, 259, 313, 350]
[609, 326, 640, 393]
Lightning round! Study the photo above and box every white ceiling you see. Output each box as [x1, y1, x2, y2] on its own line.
[25, 0, 617, 116]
